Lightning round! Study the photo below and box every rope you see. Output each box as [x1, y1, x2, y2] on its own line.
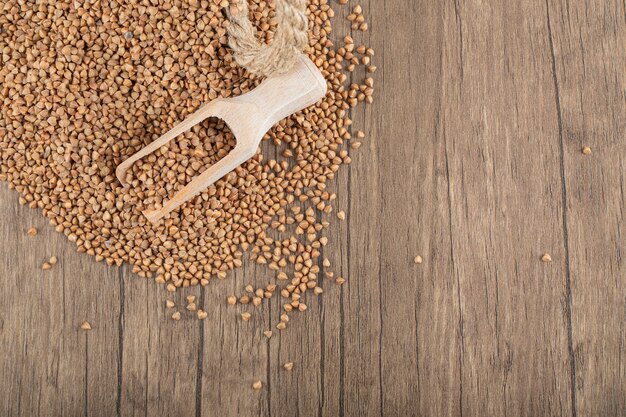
[226, 0, 309, 77]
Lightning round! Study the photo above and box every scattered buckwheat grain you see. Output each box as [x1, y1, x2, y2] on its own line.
[27, 228, 38, 237]
[284, 362, 294, 371]
[541, 253, 552, 263]
[81, 321, 92, 331]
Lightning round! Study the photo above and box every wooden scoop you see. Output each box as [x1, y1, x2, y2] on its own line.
[116, 54, 327, 223]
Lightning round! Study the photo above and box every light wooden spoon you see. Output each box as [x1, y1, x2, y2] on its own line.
[116, 54, 327, 223]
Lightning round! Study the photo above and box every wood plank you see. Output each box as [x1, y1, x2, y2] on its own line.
[319, 2, 374, 417]
[338, 0, 383, 414]
[348, 0, 463, 416]
[546, 1, 626, 416]
[118, 267, 199, 417]
[0, 184, 120, 417]
[441, 0, 575, 415]
[199, 259, 270, 417]
[265, 259, 324, 417]
[317, 1, 384, 416]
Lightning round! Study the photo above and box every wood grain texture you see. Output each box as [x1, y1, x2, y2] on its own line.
[442, 1, 576, 415]
[0, 1, 624, 416]
[546, 1, 626, 416]
[0, 186, 121, 417]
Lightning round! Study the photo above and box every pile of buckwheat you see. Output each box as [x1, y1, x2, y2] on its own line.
[0, 0, 374, 327]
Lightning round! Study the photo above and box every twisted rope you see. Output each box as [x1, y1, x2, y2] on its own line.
[227, 0, 309, 77]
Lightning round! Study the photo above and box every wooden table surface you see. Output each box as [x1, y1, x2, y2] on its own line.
[1, 1, 624, 416]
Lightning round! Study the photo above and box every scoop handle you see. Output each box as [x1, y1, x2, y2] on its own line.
[245, 54, 327, 120]
[224, 54, 328, 147]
